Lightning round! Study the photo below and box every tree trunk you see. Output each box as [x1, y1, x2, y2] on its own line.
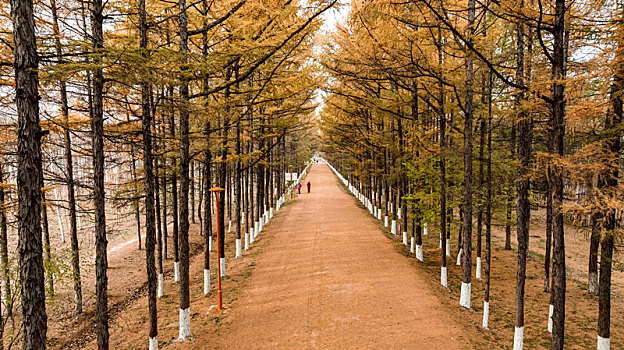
[219, 90, 230, 277]
[178, 0, 191, 338]
[476, 113, 485, 280]
[170, 91, 179, 279]
[201, 1, 212, 295]
[514, 18, 532, 348]
[0, 260, 3, 350]
[12, 0, 48, 342]
[198, 164, 203, 235]
[597, 24, 623, 347]
[588, 214, 599, 295]
[235, 109, 242, 259]
[256, 124, 263, 240]
[244, 142, 250, 250]
[130, 142, 141, 250]
[438, 26, 447, 287]
[460, 0, 475, 309]
[40, 163, 54, 299]
[483, 71, 493, 329]
[90, 0, 109, 344]
[153, 95, 163, 298]
[202, 134, 212, 294]
[505, 118, 516, 251]
[545, 184, 553, 292]
[550, 0, 567, 346]
[155, 151, 164, 296]
[52, 0, 80, 306]
[161, 115, 168, 260]
[505, 192, 513, 250]
[139, 0, 158, 344]
[0, 160, 10, 316]
[191, 162, 195, 224]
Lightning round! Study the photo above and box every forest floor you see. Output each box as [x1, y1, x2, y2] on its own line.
[375, 203, 624, 347]
[44, 162, 624, 349]
[47, 213, 208, 348]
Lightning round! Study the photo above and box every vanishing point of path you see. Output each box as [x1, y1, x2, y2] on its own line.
[215, 163, 480, 349]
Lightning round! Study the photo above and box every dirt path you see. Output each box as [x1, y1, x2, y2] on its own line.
[212, 163, 481, 349]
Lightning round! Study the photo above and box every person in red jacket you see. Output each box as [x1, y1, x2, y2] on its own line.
[307, 181, 311, 193]
[297, 182, 301, 194]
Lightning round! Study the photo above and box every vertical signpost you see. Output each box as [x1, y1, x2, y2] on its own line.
[285, 166, 299, 201]
[209, 187, 225, 310]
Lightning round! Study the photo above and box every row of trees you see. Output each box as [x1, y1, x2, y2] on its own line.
[2, 0, 328, 348]
[321, 0, 622, 349]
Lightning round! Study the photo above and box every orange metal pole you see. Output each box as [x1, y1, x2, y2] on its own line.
[214, 191, 223, 311]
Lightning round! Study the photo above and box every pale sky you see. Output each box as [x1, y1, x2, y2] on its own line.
[313, 0, 351, 120]
[321, 0, 350, 33]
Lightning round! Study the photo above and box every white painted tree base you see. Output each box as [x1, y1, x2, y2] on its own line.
[158, 274, 163, 298]
[220, 257, 226, 277]
[423, 223, 428, 236]
[513, 326, 524, 350]
[482, 301, 489, 329]
[398, 207, 402, 219]
[446, 242, 450, 257]
[403, 232, 408, 245]
[209, 237, 212, 252]
[410, 237, 415, 253]
[460, 282, 471, 309]
[270, 208, 274, 218]
[235, 239, 242, 258]
[384, 216, 389, 227]
[179, 307, 191, 339]
[149, 336, 158, 350]
[204, 269, 210, 295]
[441, 267, 447, 288]
[416, 245, 423, 262]
[377, 209, 382, 220]
[250, 228, 255, 244]
[548, 304, 553, 333]
[254, 222, 259, 238]
[597, 335, 610, 350]
[476, 257, 482, 280]
[228, 220, 231, 233]
[391, 220, 396, 234]
[174, 262, 180, 283]
[456, 249, 463, 266]
[589, 271, 599, 295]
[244, 232, 249, 250]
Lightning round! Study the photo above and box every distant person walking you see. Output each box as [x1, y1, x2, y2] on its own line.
[307, 181, 311, 193]
[297, 183, 301, 194]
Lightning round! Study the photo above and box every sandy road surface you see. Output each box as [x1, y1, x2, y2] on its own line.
[214, 163, 480, 349]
